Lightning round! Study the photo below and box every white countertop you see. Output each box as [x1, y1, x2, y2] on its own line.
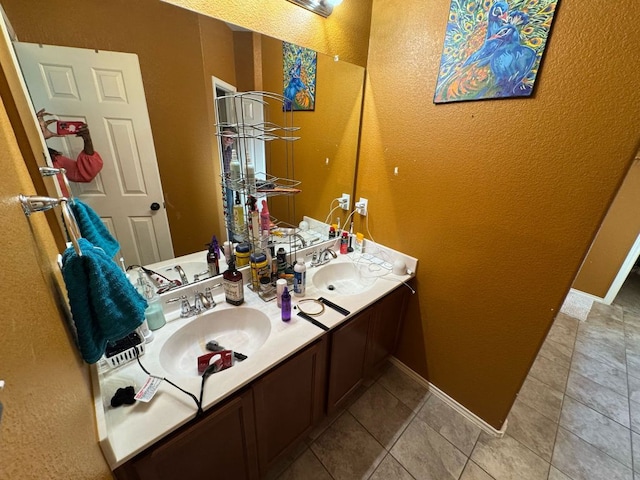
[93, 239, 417, 469]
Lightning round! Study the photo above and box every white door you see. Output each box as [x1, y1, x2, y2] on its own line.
[14, 42, 174, 266]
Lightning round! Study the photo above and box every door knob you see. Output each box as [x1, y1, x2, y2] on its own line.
[150, 202, 161, 211]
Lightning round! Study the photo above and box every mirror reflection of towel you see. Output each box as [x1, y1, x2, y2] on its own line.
[61, 238, 147, 364]
[69, 199, 120, 258]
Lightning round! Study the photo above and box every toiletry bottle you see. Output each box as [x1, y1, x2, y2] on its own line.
[233, 192, 245, 237]
[250, 252, 268, 291]
[340, 231, 349, 254]
[223, 258, 244, 306]
[260, 200, 271, 234]
[277, 247, 287, 277]
[276, 278, 287, 308]
[229, 149, 241, 185]
[281, 286, 291, 322]
[207, 235, 220, 276]
[355, 233, 364, 253]
[222, 241, 232, 264]
[293, 257, 306, 297]
[143, 282, 167, 331]
[245, 152, 256, 194]
[134, 272, 154, 342]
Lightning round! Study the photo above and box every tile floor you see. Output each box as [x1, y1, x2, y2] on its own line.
[267, 272, 640, 479]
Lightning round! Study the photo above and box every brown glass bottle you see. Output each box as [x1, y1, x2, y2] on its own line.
[223, 258, 244, 305]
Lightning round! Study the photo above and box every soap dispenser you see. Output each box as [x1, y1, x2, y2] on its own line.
[136, 271, 166, 331]
[207, 235, 220, 276]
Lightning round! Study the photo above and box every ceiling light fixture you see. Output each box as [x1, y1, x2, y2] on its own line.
[286, 0, 344, 18]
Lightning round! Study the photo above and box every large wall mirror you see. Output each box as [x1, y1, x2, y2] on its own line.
[2, 0, 364, 267]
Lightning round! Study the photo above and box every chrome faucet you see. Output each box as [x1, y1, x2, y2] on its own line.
[194, 290, 213, 313]
[292, 233, 307, 248]
[174, 265, 189, 285]
[313, 247, 337, 266]
[166, 295, 195, 318]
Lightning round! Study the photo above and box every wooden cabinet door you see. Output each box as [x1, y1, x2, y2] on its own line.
[366, 286, 409, 375]
[326, 309, 372, 413]
[253, 338, 327, 475]
[117, 390, 259, 480]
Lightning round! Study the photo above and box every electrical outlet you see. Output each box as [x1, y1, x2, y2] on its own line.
[339, 193, 350, 211]
[356, 198, 368, 216]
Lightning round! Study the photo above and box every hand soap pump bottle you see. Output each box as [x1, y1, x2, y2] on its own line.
[293, 258, 306, 297]
[137, 271, 166, 331]
[223, 257, 244, 306]
[207, 235, 220, 276]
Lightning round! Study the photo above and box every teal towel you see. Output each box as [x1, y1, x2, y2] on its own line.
[70, 199, 120, 258]
[61, 238, 147, 364]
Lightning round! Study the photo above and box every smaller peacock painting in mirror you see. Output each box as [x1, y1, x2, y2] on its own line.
[434, 0, 559, 103]
[283, 41, 317, 111]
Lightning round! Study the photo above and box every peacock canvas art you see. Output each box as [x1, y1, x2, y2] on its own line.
[434, 0, 559, 103]
[283, 41, 317, 111]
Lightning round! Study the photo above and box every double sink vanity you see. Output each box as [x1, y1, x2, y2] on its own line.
[94, 230, 417, 479]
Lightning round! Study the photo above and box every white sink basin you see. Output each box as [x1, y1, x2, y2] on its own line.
[312, 261, 377, 296]
[154, 261, 210, 284]
[159, 308, 271, 377]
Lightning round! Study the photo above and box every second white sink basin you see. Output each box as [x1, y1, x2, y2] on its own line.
[159, 308, 271, 377]
[312, 261, 377, 296]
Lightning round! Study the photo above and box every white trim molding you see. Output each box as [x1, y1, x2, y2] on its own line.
[389, 357, 508, 438]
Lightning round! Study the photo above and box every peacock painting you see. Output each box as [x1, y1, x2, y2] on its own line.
[283, 42, 317, 111]
[434, 0, 559, 103]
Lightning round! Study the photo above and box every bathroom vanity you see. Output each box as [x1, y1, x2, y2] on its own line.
[94, 240, 417, 480]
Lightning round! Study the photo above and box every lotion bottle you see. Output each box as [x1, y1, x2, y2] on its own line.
[207, 235, 220, 276]
[260, 200, 270, 234]
[293, 258, 306, 297]
[233, 192, 245, 237]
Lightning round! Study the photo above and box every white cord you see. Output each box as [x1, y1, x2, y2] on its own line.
[338, 209, 357, 233]
[324, 199, 342, 226]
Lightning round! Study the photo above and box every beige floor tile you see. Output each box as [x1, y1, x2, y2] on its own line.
[630, 400, 640, 434]
[570, 350, 628, 397]
[548, 466, 572, 480]
[588, 301, 624, 323]
[628, 374, 640, 405]
[417, 394, 481, 456]
[377, 363, 431, 413]
[470, 432, 550, 480]
[349, 382, 415, 448]
[559, 396, 632, 468]
[459, 460, 495, 480]
[529, 354, 570, 392]
[566, 371, 630, 427]
[277, 449, 332, 480]
[577, 322, 626, 351]
[537, 339, 573, 368]
[390, 415, 467, 480]
[506, 398, 558, 461]
[552, 427, 633, 480]
[369, 454, 414, 480]
[574, 335, 626, 372]
[626, 349, 640, 378]
[517, 375, 564, 423]
[632, 431, 640, 474]
[310, 412, 386, 480]
[263, 440, 308, 480]
[547, 318, 578, 351]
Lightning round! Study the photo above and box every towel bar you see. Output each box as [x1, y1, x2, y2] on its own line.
[39, 166, 73, 199]
[20, 194, 83, 256]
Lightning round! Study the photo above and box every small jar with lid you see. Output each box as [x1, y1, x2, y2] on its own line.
[235, 243, 251, 267]
[250, 252, 269, 290]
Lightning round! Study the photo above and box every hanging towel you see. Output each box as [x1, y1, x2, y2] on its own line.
[61, 238, 147, 364]
[69, 199, 120, 258]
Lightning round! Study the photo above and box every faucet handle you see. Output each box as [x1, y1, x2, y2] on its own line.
[194, 290, 212, 313]
[204, 287, 217, 308]
[165, 295, 194, 318]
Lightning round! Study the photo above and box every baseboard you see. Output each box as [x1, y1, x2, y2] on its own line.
[388, 357, 507, 438]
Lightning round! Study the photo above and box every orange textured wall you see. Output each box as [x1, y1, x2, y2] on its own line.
[161, 0, 372, 67]
[573, 157, 640, 298]
[358, 0, 640, 428]
[0, 98, 111, 478]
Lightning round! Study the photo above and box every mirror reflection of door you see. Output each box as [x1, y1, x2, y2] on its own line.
[14, 42, 174, 266]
